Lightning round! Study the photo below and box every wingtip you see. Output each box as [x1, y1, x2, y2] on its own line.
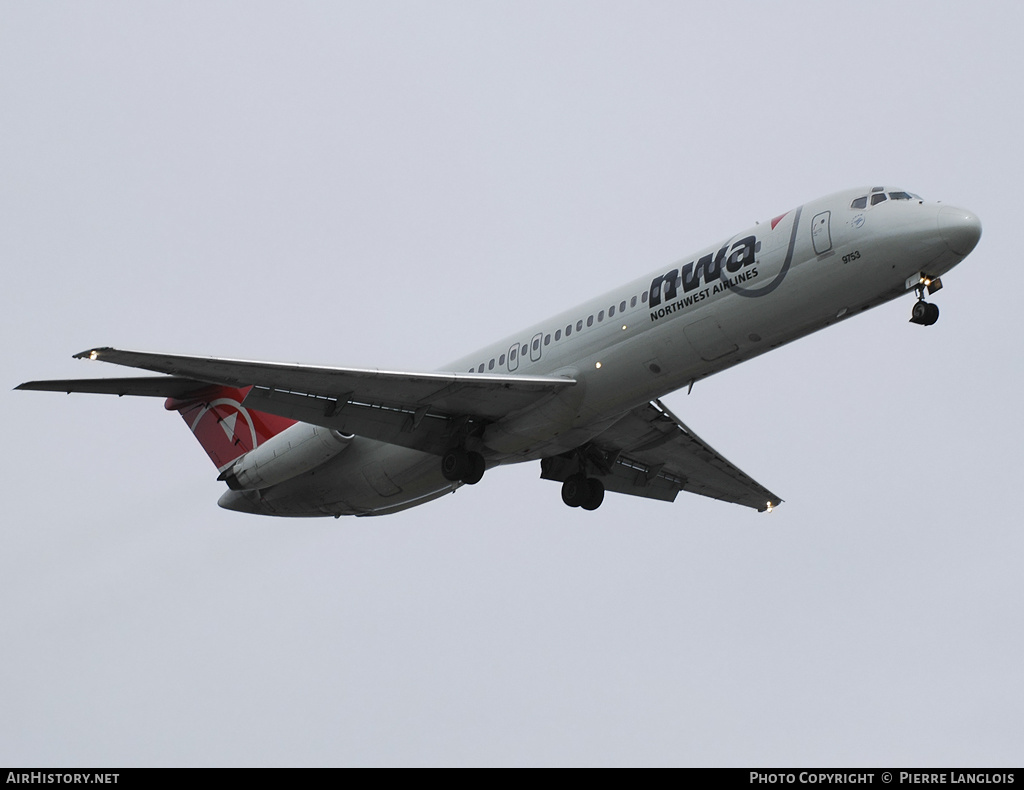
[73, 347, 111, 361]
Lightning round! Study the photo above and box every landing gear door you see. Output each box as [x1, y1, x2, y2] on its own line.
[812, 210, 833, 255]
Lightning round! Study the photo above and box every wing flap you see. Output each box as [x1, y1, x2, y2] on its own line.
[242, 385, 464, 456]
[540, 453, 682, 502]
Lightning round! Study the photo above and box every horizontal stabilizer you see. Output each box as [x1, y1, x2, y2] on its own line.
[16, 375, 297, 470]
[16, 376, 217, 398]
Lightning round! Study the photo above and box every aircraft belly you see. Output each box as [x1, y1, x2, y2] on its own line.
[236, 437, 455, 517]
[482, 375, 587, 455]
[483, 330, 705, 459]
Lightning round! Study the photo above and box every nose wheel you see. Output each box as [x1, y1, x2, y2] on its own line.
[909, 277, 941, 326]
[910, 299, 939, 326]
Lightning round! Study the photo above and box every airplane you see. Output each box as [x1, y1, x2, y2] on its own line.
[17, 186, 981, 518]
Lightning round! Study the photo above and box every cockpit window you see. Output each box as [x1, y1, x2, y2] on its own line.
[853, 189, 923, 209]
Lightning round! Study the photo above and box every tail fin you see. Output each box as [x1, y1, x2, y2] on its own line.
[164, 386, 296, 471]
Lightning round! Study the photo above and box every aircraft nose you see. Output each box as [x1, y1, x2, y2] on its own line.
[938, 205, 982, 257]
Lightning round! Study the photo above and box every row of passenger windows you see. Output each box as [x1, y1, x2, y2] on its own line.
[850, 190, 921, 209]
[468, 290, 650, 373]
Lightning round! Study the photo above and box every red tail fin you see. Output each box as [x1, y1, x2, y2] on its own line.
[164, 386, 296, 470]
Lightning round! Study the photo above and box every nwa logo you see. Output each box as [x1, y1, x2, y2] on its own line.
[648, 235, 758, 317]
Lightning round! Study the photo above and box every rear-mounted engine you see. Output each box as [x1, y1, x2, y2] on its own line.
[219, 423, 353, 491]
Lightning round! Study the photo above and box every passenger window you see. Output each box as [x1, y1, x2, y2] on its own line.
[576, 320, 583, 332]
[544, 334, 550, 345]
[510, 348, 517, 360]
[532, 338, 540, 351]
[566, 324, 572, 336]
[642, 291, 648, 303]
[608, 305, 615, 317]
[488, 359, 495, 370]
[620, 300, 626, 312]
[555, 329, 561, 341]
[521, 344, 528, 355]
[871, 193, 887, 206]
[499, 354, 505, 365]
[851, 196, 867, 209]
[631, 296, 637, 307]
[478, 364, 484, 373]
[598, 310, 604, 322]
[587, 315, 594, 327]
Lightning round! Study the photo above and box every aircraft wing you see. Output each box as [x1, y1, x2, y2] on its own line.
[541, 399, 780, 511]
[62, 346, 577, 455]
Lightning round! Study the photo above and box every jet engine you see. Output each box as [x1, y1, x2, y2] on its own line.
[219, 423, 353, 491]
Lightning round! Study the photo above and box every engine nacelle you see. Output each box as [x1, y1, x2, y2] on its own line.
[219, 423, 353, 491]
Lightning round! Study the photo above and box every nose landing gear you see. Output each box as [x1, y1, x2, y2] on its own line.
[909, 276, 942, 326]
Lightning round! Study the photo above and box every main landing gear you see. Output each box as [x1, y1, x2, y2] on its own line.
[561, 473, 605, 511]
[540, 445, 609, 511]
[441, 447, 485, 485]
[909, 276, 942, 326]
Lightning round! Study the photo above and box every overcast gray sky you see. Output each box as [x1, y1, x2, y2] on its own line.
[2, 1, 1021, 767]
